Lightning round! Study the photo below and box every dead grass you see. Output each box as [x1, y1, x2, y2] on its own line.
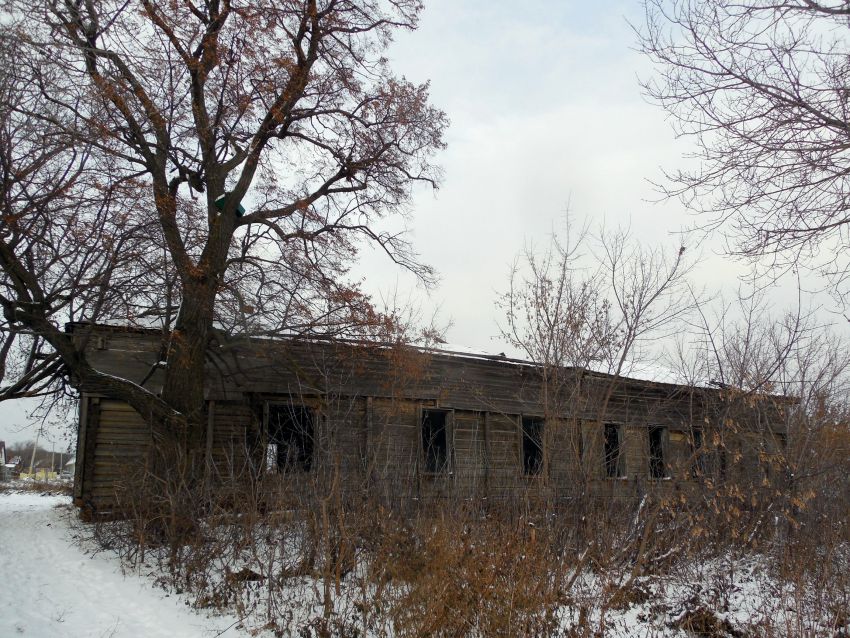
[673, 606, 743, 638]
[66, 438, 850, 637]
[68, 475, 850, 637]
[0, 478, 72, 496]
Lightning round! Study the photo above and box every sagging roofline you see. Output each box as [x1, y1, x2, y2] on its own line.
[64, 320, 798, 405]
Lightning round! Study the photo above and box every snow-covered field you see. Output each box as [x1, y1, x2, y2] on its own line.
[0, 489, 244, 638]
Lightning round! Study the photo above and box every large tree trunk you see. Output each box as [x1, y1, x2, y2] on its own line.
[161, 279, 216, 454]
[157, 193, 234, 480]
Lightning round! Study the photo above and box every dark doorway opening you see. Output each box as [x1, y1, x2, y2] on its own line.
[421, 409, 448, 473]
[604, 423, 622, 478]
[649, 426, 667, 479]
[522, 417, 544, 475]
[268, 404, 314, 472]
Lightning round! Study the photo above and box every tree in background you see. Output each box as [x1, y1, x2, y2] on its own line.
[638, 0, 850, 554]
[677, 287, 850, 489]
[498, 219, 693, 381]
[639, 0, 850, 302]
[497, 219, 694, 489]
[0, 2, 446, 458]
[0, 31, 152, 411]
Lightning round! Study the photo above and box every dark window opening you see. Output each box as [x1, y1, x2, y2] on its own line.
[422, 409, 448, 473]
[691, 428, 706, 477]
[649, 426, 667, 479]
[522, 417, 544, 475]
[604, 423, 623, 478]
[575, 423, 584, 461]
[268, 404, 314, 472]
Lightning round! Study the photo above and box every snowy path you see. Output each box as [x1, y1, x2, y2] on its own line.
[0, 491, 244, 638]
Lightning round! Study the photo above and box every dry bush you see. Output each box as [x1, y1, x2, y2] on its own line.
[74, 421, 850, 638]
[370, 505, 564, 637]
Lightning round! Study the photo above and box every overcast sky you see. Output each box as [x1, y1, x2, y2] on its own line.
[0, 0, 835, 447]
[357, 0, 743, 345]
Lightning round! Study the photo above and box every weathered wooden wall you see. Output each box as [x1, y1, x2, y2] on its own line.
[74, 398, 150, 508]
[71, 325, 790, 510]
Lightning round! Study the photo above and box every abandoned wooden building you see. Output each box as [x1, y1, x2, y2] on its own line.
[70, 323, 790, 510]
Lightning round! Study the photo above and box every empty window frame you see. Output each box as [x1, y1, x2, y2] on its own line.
[690, 428, 707, 478]
[267, 404, 314, 473]
[604, 423, 624, 478]
[521, 416, 544, 476]
[766, 431, 787, 481]
[648, 426, 668, 479]
[421, 409, 449, 473]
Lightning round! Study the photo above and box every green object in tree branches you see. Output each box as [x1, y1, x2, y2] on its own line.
[214, 193, 246, 217]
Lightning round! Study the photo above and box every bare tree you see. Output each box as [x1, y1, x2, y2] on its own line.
[499, 220, 618, 372]
[0, 31, 172, 422]
[498, 218, 694, 492]
[1, 1, 447, 457]
[638, 0, 850, 298]
[678, 286, 850, 474]
[499, 219, 693, 380]
[668, 286, 850, 561]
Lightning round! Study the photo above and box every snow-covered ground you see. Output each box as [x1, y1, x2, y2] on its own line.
[0, 489, 244, 638]
[2, 488, 846, 637]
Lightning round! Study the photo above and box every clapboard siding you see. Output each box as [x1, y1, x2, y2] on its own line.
[453, 411, 486, 496]
[548, 418, 582, 489]
[486, 413, 520, 497]
[81, 331, 714, 421]
[83, 399, 150, 508]
[210, 401, 255, 479]
[71, 325, 792, 510]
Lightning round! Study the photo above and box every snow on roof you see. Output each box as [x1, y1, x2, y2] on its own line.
[425, 343, 712, 389]
[98, 316, 168, 330]
[593, 360, 711, 388]
[420, 342, 523, 363]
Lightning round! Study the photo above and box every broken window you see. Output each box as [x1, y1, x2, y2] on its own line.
[649, 426, 667, 479]
[267, 404, 314, 473]
[604, 423, 624, 478]
[422, 409, 449, 473]
[522, 416, 544, 476]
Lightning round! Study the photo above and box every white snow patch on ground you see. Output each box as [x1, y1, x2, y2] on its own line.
[0, 491, 244, 638]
